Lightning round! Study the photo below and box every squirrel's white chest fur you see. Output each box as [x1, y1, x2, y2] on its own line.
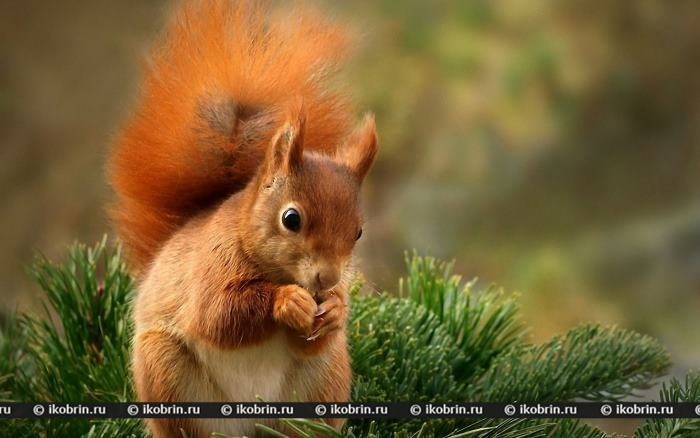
[191, 331, 294, 402]
[188, 332, 318, 436]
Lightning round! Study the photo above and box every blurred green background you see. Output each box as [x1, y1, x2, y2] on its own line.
[1, 0, 698, 430]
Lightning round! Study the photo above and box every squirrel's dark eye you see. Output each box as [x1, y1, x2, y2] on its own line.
[281, 208, 301, 232]
[356, 227, 363, 241]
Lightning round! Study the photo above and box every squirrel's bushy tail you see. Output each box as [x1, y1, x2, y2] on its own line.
[109, 0, 355, 271]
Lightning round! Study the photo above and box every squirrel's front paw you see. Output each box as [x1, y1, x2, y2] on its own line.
[307, 292, 346, 341]
[273, 285, 317, 336]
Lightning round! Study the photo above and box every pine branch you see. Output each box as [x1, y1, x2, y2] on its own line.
[274, 418, 551, 438]
[348, 293, 469, 436]
[469, 324, 670, 402]
[400, 253, 523, 381]
[634, 373, 700, 437]
[544, 419, 622, 438]
[349, 294, 468, 402]
[0, 315, 28, 402]
[10, 238, 144, 437]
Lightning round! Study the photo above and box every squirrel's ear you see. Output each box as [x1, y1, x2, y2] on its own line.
[266, 107, 305, 175]
[337, 113, 378, 182]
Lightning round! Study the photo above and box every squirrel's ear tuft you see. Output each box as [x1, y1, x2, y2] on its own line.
[337, 113, 378, 182]
[266, 102, 306, 175]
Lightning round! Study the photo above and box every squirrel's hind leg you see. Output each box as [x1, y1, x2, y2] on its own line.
[133, 329, 214, 438]
[288, 333, 352, 432]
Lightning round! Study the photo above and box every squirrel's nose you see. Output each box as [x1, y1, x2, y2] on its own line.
[315, 268, 340, 291]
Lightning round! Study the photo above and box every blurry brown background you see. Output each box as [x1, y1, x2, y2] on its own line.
[1, 0, 698, 432]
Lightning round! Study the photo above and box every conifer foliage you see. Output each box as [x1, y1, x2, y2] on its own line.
[0, 240, 697, 437]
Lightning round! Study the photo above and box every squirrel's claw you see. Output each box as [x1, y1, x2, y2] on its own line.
[305, 293, 345, 342]
[307, 320, 341, 341]
[306, 329, 322, 341]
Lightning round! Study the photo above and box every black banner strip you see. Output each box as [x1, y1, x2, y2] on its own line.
[0, 402, 698, 419]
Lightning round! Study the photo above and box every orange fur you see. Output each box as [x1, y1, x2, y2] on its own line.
[109, 0, 354, 270]
[111, 1, 378, 436]
[133, 330, 200, 437]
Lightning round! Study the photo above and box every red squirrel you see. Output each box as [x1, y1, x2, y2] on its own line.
[107, 1, 377, 436]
